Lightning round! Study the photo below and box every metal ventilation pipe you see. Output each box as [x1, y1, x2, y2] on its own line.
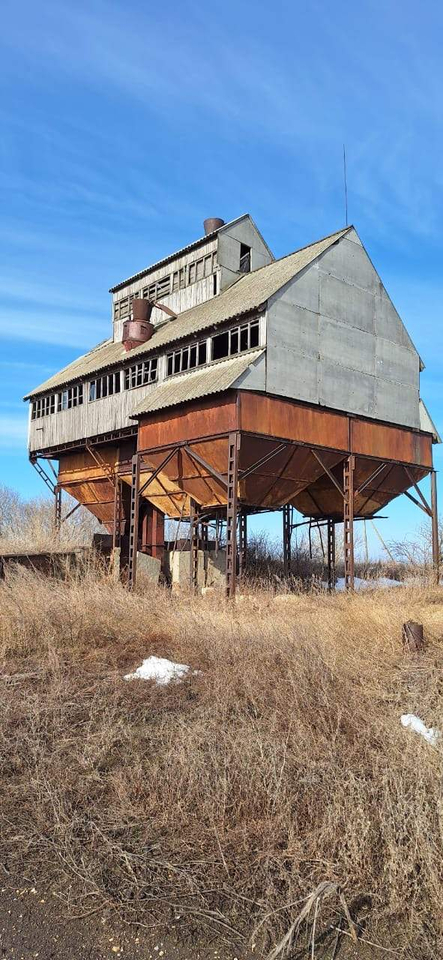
[122, 299, 154, 352]
[203, 217, 225, 235]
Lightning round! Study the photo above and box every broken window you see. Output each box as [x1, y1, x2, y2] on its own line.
[211, 319, 260, 361]
[89, 371, 122, 401]
[166, 338, 208, 377]
[123, 358, 158, 390]
[212, 331, 229, 361]
[239, 243, 251, 273]
[31, 394, 56, 420]
[57, 383, 83, 412]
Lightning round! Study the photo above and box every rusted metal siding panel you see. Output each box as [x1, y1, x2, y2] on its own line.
[239, 392, 432, 468]
[239, 392, 350, 451]
[351, 419, 432, 468]
[138, 393, 239, 451]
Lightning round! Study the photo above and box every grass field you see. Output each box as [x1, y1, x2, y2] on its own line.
[1, 561, 443, 958]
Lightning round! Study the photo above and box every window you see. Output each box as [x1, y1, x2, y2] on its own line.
[239, 243, 251, 273]
[31, 394, 56, 420]
[212, 319, 260, 361]
[196, 257, 204, 280]
[124, 357, 158, 390]
[89, 371, 121, 401]
[166, 339, 207, 377]
[156, 275, 170, 298]
[57, 383, 83, 412]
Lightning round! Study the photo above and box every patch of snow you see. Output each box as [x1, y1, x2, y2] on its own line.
[401, 714, 441, 747]
[334, 576, 403, 592]
[124, 655, 190, 685]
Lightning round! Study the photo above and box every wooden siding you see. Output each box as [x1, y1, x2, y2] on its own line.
[112, 239, 218, 339]
[28, 378, 161, 454]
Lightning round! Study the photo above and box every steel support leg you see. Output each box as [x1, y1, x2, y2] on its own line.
[343, 456, 355, 591]
[431, 470, 439, 584]
[283, 504, 292, 576]
[112, 478, 122, 551]
[327, 520, 336, 592]
[189, 499, 199, 591]
[238, 509, 247, 581]
[128, 454, 140, 591]
[54, 485, 62, 535]
[226, 432, 239, 598]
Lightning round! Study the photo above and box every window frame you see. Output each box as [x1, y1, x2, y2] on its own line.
[89, 371, 122, 402]
[123, 357, 158, 390]
[57, 383, 83, 413]
[166, 338, 208, 378]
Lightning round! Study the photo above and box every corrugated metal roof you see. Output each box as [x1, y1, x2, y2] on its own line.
[25, 226, 350, 399]
[131, 349, 265, 417]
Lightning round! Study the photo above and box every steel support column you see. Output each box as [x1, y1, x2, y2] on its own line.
[238, 509, 247, 581]
[112, 478, 122, 551]
[431, 470, 439, 584]
[283, 504, 292, 576]
[327, 520, 336, 592]
[343, 455, 355, 591]
[226, 432, 239, 598]
[54, 485, 62, 535]
[189, 499, 199, 591]
[128, 454, 140, 591]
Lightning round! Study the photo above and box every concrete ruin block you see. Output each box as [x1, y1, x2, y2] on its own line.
[164, 549, 226, 590]
[137, 552, 161, 583]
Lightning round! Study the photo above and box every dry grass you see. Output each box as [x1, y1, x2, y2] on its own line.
[1, 565, 443, 957]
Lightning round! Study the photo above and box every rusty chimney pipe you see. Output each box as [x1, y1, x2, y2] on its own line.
[122, 299, 155, 352]
[203, 217, 225, 236]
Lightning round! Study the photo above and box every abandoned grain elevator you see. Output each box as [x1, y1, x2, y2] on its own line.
[25, 214, 440, 591]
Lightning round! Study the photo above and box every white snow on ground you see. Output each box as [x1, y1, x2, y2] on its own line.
[401, 714, 441, 747]
[124, 655, 190, 685]
[335, 576, 403, 591]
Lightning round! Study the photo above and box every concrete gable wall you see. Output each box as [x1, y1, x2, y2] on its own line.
[266, 233, 421, 429]
[218, 217, 274, 292]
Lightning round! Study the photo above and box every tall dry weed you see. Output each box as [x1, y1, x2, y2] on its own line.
[0, 568, 443, 956]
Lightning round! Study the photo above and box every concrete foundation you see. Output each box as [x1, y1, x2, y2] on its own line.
[164, 548, 226, 591]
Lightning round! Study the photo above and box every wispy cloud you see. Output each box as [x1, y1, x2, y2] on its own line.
[0, 360, 54, 372]
[0, 414, 28, 449]
[0, 307, 107, 348]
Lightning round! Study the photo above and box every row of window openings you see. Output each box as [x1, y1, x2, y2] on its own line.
[113, 250, 219, 321]
[167, 319, 260, 376]
[32, 320, 260, 419]
[31, 384, 84, 419]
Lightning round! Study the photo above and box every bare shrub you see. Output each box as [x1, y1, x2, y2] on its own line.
[0, 567, 443, 956]
[0, 484, 99, 552]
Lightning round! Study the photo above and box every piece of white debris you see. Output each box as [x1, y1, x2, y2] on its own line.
[124, 655, 190, 685]
[400, 714, 441, 747]
[335, 576, 403, 591]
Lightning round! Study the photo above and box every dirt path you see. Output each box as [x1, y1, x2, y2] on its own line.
[0, 878, 384, 960]
[0, 879, 228, 960]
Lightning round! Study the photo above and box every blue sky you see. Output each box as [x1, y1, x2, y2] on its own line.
[1, 0, 442, 555]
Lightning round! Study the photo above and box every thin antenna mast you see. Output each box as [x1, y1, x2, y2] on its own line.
[343, 144, 348, 225]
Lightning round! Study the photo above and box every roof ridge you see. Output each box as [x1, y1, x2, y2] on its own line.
[242, 224, 352, 279]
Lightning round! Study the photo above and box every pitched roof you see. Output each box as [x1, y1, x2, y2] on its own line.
[25, 226, 350, 399]
[109, 213, 272, 293]
[131, 349, 265, 417]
